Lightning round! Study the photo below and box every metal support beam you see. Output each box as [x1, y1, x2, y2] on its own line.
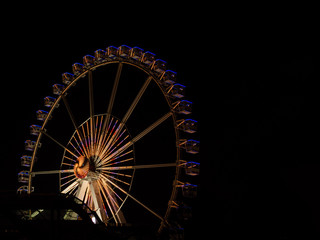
[31, 169, 74, 176]
[99, 162, 177, 171]
[62, 94, 78, 130]
[88, 70, 94, 118]
[89, 181, 108, 223]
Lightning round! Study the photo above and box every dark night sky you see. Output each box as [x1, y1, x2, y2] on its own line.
[1, 8, 320, 239]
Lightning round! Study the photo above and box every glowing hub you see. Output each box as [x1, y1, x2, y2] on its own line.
[74, 156, 90, 179]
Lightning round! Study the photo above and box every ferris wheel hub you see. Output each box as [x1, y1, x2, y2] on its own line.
[74, 155, 99, 179]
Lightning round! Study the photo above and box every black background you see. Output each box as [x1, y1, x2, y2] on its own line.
[1, 6, 320, 239]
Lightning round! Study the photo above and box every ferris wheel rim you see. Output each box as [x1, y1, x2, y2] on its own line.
[27, 59, 181, 226]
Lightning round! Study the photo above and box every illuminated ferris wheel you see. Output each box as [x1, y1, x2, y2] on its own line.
[17, 45, 200, 236]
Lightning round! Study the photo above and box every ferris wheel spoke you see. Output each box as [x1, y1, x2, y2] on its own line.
[121, 76, 152, 125]
[61, 178, 80, 194]
[100, 174, 165, 222]
[97, 150, 134, 168]
[99, 131, 129, 162]
[93, 116, 100, 156]
[102, 141, 133, 164]
[98, 162, 177, 171]
[62, 94, 90, 158]
[75, 180, 89, 202]
[88, 70, 95, 155]
[31, 169, 74, 176]
[61, 176, 78, 188]
[108, 129, 128, 150]
[88, 180, 108, 223]
[91, 116, 102, 157]
[61, 173, 76, 180]
[100, 157, 134, 168]
[96, 120, 126, 163]
[101, 172, 131, 186]
[113, 150, 134, 161]
[41, 131, 79, 159]
[97, 180, 118, 224]
[102, 170, 132, 178]
[132, 111, 173, 143]
[94, 63, 123, 162]
[102, 111, 172, 163]
[78, 122, 91, 158]
[97, 179, 126, 224]
[99, 179, 125, 203]
[62, 94, 78, 131]
[108, 63, 123, 115]
[68, 141, 83, 158]
[95, 130, 131, 167]
[70, 132, 87, 158]
[88, 70, 94, 118]
[102, 62, 123, 135]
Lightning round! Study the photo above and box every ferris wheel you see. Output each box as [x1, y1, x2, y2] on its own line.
[17, 45, 200, 237]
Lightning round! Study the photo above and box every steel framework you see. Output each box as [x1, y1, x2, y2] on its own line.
[17, 45, 200, 238]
